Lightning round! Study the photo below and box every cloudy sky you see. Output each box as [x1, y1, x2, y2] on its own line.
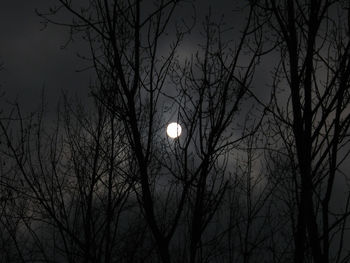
[1, 1, 350, 260]
[0, 0, 94, 113]
[0, 0, 248, 115]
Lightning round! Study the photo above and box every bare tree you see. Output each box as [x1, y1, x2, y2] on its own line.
[5, 0, 345, 262]
[253, 1, 350, 262]
[0, 94, 136, 262]
[34, 1, 263, 263]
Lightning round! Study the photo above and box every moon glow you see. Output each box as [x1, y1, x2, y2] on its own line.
[166, 122, 182, 138]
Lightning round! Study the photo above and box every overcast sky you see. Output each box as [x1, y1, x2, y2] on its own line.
[1, 1, 350, 259]
[0, 0, 251, 115]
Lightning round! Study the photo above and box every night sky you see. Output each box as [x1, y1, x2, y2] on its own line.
[1, 1, 350, 262]
[0, 0, 243, 112]
[0, 1, 90, 113]
[0, 0, 348, 229]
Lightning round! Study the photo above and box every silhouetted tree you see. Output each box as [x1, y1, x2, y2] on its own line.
[253, 0, 350, 262]
[34, 1, 262, 263]
[2, 1, 350, 263]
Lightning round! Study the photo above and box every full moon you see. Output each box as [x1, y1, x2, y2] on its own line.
[166, 122, 182, 138]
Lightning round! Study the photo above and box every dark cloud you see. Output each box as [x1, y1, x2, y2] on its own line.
[0, 0, 246, 106]
[0, 0, 248, 117]
[0, 0, 91, 113]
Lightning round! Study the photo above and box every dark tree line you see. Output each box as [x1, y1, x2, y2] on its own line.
[0, 0, 350, 262]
